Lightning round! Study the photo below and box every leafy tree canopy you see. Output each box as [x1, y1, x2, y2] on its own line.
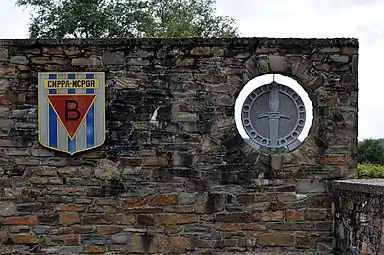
[357, 138, 384, 165]
[16, 0, 239, 38]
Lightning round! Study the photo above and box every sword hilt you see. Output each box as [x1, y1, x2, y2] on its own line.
[258, 112, 290, 119]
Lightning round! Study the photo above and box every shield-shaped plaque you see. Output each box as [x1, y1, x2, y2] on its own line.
[38, 72, 106, 155]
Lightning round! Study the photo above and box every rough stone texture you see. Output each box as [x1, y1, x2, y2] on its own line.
[332, 180, 384, 255]
[0, 38, 358, 254]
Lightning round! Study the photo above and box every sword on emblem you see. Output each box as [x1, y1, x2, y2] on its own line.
[257, 82, 290, 147]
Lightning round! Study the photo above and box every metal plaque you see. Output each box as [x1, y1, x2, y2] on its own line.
[38, 72, 106, 155]
[241, 81, 306, 150]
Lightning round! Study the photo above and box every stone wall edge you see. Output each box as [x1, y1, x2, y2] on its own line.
[332, 179, 384, 195]
[0, 37, 359, 47]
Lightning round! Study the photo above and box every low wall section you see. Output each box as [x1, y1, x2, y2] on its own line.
[332, 180, 384, 255]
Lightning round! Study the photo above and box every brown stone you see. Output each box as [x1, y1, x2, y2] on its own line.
[190, 47, 224, 56]
[324, 155, 347, 165]
[130, 233, 154, 253]
[314, 63, 330, 71]
[274, 193, 295, 202]
[63, 234, 81, 245]
[165, 206, 194, 213]
[46, 186, 84, 196]
[4, 216, 37, 225]
[183, 82, 203, 91]
[0, 67, 15, 74]
[258, 211, 284, 222]
[381, 219, 384, 233]
[55, 205, 86, 212]
[142, 156, 168, 166]
[149, 194, 178, 206]
[98, 226, 123, 235]
[0, 92, 18, 105]
[123, 198, 148, 207]
[304, 209, 331, 221]
[158, 214, 198, 225]
[116, 214, 135, 225]
[43, 48, 65, 55]
[0, 178, 11, 187]
[286, 210, 303, 221]
[119, 157, 142, 166]
[0, 229, 8, 244]
[171, 236, 190, 250]
[255, 47, 278, 54]
[59, 213, 80, 226]
[342, 46, 358, 56]
[361, 242, 369, 254]
[258, 232, 294, 246]
[216, 224, 239, 231]
[176, 58, 194, 66]
[82, 214, 134, 225]
[241, 223, 266, 231]
[315, 221, 332, 231]
[10, 233, 39, 244]
[52, 225, 94, 235]
[152, 235, 172, 253]
[236, 194, 255, 203]
[214, 213, 255, 223]
[295, 232, 313, 248]
[37, 214, 59, 225]
[137, 215, 155, 226]
[125, 207, 163, 213]
[84, 246, 106, 254]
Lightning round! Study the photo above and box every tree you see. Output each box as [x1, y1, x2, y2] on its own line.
[357, 138, 384, 165]
[16, 0, 239, 38]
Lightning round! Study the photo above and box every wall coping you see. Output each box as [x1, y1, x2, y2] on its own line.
[332, 179, 384, 195]
[0, 37, 358, 47]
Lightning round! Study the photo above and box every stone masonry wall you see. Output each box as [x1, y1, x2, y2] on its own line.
[332, 180, 384, 255]
[0, 38, 358, 254]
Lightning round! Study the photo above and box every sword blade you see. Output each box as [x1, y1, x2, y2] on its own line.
[269, 118, 279, 147]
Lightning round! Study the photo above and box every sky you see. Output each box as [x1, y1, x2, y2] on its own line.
[0, 0, 383, 140]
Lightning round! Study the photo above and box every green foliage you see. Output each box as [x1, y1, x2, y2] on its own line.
[357, 164, 384, 178]
[16, 0, 239, 38]
[357, 138, 384, 165]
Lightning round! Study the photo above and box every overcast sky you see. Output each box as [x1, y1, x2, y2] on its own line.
[0, 0, 382, 140]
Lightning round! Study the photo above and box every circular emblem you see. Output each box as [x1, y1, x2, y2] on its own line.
[241, 81, 306, 150]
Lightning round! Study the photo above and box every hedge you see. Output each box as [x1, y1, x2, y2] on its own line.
[357, 164, 384, 178]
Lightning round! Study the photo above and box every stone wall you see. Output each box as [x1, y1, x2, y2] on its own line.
[332, 180, 384, 255]
[0, 38, 358, 254]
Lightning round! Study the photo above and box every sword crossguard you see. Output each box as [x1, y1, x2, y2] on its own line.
[258, 112, 290, 119]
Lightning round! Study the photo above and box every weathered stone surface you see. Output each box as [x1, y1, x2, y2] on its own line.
[332, 180, 384, 254]
[71, 56, 101, 66]
[10, 56, 28, 65]
[10, 233, 39, 244]
[296, 180, 327, 194]
[59, 213, 80, 226]
[93, 159, 120, 180]
[102, 51, 124, 65]
[0, 38, 358, 254]
[0, 48, 8, 61]
[4, 216, 37, 225]
[0, 202, 17, 216]
[258, 233, 294, 246]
